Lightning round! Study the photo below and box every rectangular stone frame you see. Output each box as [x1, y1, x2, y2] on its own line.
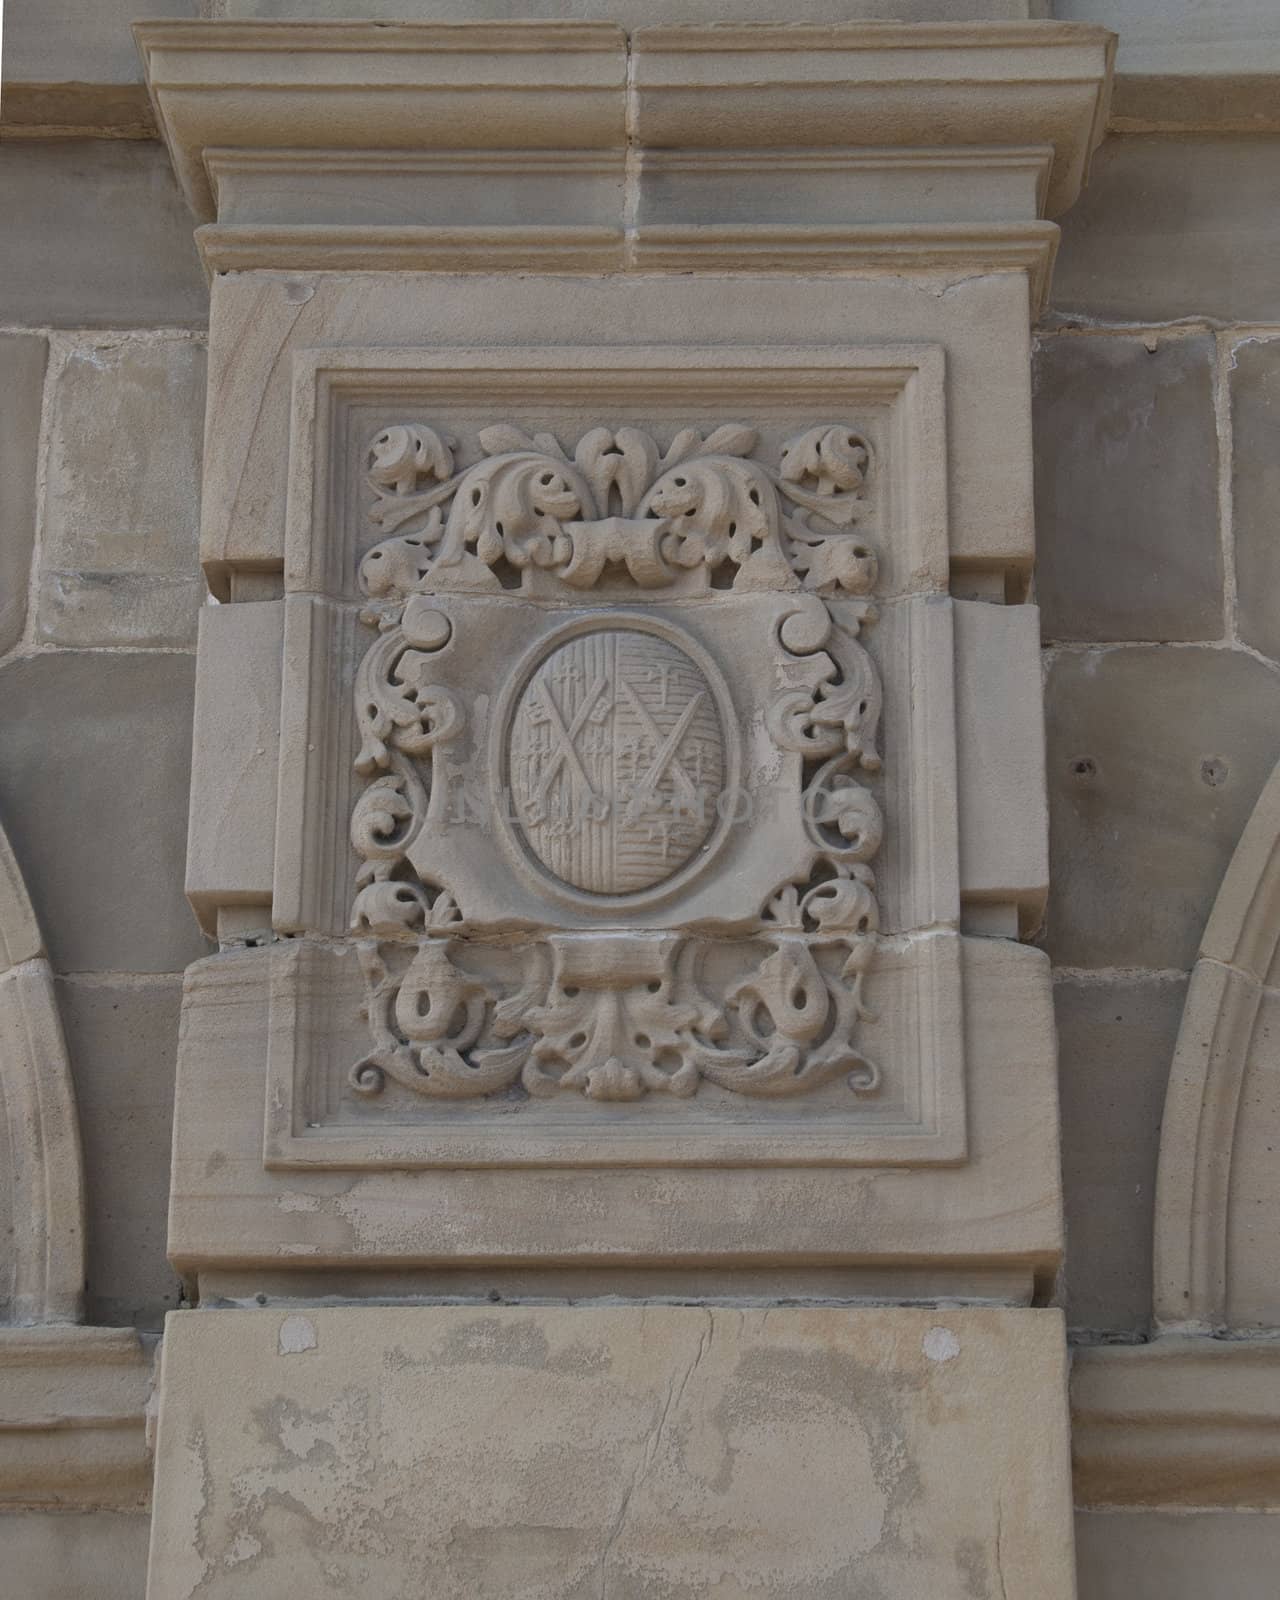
[262, 343, 966, 1169]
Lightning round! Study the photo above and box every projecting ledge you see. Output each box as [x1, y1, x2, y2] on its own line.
[136, 18, 1112, 302]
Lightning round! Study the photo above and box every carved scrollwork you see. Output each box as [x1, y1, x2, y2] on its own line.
[346, 416, 887, 1107]
[358, 421, 875, 599]
[766, 594, 882, 772]
[351, 938, 531, 1098]
[350, 921, 879, 1103]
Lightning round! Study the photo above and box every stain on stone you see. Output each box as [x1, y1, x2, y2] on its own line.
[545, 1338, 611, 1376]
[956, 1535, 992, 1598]
[433, 1315, 551, 1370]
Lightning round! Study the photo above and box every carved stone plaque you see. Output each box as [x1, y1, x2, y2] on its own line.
[265, 345, 963, 1167]
[509, 629, 726, 895]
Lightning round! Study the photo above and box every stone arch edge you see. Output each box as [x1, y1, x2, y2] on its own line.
[0, 815, 85, 1326]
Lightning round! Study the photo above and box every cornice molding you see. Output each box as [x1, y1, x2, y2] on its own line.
[0, 1326, 153, 1511]
[1071, 1337, 1280, 1509]
[197, 223, 626, 276]
[194, 220, 1059, 315]
[630, 21, 1113, 217]
[137, 18, 1112, 302]
[136, 20, 630, 220]
[630, 222, 1060, 313]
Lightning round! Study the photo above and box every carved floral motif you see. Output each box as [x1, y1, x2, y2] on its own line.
[359, 421, 875, 601]
[348, 419, 885, 1105]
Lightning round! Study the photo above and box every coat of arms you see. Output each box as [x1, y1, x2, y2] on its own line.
[347, 419, 885, 1104]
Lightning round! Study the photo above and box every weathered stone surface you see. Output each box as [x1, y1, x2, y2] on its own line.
[0, 960, 85, 1327]
[0, 335, 47, 659]
[1053, 135, 1280, 324]
[4, 0, 197, 87]
[1043, 646, 1280, 970]
[1075, 1508, 1280, 1598]
[226, 0, 1047, 17]
[1224, 984, 1280, 1331]
[1033, 334, 1222, 643]
[0, 1326, 152, 1509]
[954, 599, 1048, 933]
[1152, 762, 1280, 1333]
[146, 1305, 1075, 1600]
[39, 336, 206, 637]
[56, 975, 183, 1331]
[186, 601, 282, 935]
[0, 143, 205, 329]
[1057, 973, 1187, 1334]
[0, 1510, 150, 1599]
[1229, 335, 1280, 664]
[1072, 1338, 1280, 1509]
[203, 272, 1032, 588]
[169, 937, 1061, 1281]
[35, 574, 207, 651]
[0, 652, 208, 975]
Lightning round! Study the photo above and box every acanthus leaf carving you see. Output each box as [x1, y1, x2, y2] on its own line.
[347, 417, 886, 1107]
[767, 595, 882, 771]
[358, 422, 875, 600]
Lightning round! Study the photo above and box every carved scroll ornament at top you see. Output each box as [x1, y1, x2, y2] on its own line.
[358, 422, 876, 602]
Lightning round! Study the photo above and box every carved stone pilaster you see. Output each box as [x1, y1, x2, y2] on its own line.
[153, 16, 1110, 1285]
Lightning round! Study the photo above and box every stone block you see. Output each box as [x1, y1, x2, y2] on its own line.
[1056, 973, 1187, 1335]
[202, 271, 1034, 593]
[146, 1305, 1075, 1599]
[168, 936, 1062, 1284]
[0, 143, 206, 329]
[40, 335, 206, 590]
[1075, 1509, 1280, 1599]
[56, 975, 184, 1330]
[1229, 336, 1280, 664]
[0, 334, 47, 658]
[35, 573, 206, 650]
[0, 1510, 150, 1600]
[954, 599, 1048, 932]
[1043, 646, 1280, 971]
[186, 601, 282, 934]
[0, 652, 209, 975]
[1033, 334, 1222, 644]
[1052, 135, 1280, 325]
[4, 0, 196, 87]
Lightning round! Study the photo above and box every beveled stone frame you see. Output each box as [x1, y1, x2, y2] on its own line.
[263, 342, 965, 1169]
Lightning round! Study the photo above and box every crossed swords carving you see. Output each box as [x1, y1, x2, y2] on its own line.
[524, 671, 706, 826]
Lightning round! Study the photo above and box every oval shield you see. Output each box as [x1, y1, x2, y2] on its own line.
[509, 630, 726, 894]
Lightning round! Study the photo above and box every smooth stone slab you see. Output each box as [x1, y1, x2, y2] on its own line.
[57, 975, 184, 1331]
[1229, 335, 1280, 665]
[0, 143, 206, 330]
[0, 1511, 150, 1600]
[1056, 972, 1187, 1336]
[146, 1305, 1074, 1600]
[1033, 333, 1221, 644]
[0, 652, 209, 975]
[40, 335, 206, 584]
[1043, 645, 1280, 971]
[1075, 1509, 1280, 1599]
[0, 334, 47, 657]
[1052, 134, 1280, 325]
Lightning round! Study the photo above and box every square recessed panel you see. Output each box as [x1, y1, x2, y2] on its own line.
[265, 344, 963, 1168]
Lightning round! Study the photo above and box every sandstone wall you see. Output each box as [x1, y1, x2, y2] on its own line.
[2, 2, 1280, 1595]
